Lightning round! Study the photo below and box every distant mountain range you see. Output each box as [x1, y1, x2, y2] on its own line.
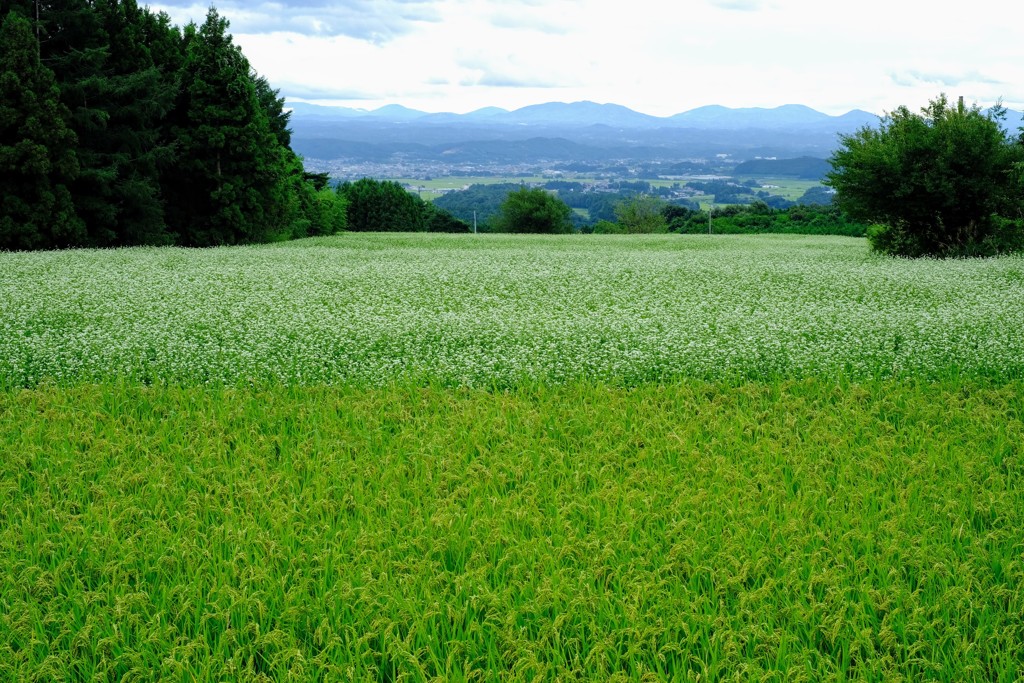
[286, 100, 1024, 170]
[286, 100, 883, 130]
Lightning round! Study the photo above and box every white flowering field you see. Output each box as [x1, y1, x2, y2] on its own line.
[2, 233, 1022, 387]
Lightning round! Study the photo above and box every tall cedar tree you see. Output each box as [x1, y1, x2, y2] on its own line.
[164, 8, 293, 246]
[78, 0, 179, 245]
[30, 0, 116, 243]
[0, 2, 336, 248]
[2, 0, 181, 246]
[252, 71, 328, 239]
[0, 12, 84, 249]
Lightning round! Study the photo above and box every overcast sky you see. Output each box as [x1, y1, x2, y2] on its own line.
[148, 0, 1023, 117]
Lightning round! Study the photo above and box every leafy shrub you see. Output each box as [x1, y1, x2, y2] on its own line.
[493, 187, 573, 234]
[827, 94, 1024, 257]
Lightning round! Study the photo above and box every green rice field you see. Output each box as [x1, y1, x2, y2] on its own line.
[738, 177, 823, 201]
[2, 234, 1022, 681]
[392, 177, 550, 200]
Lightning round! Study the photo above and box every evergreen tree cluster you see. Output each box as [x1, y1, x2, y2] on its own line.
[0, 1, 346, 250]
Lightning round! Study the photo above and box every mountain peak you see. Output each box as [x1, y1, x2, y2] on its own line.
[669, 104, 832, 128]
[489, 101, 660, 127]
[368, 104, 426, 120]
[283, 98, 884, 130]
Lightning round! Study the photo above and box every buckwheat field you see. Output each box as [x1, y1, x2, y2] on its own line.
[2, 234, 1022, 681]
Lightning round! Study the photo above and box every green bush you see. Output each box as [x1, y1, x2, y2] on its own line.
[493, 186, 573, 234]
[827, 94, 1024, 257]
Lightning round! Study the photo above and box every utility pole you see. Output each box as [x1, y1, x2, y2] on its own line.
[473, 211, 477, 234]
[708, 207, 712, 234]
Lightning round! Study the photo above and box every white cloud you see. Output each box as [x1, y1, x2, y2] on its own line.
[151, 0, 1024, 115]
[150, 0, 439, 42]
[707, 0, 766, 11]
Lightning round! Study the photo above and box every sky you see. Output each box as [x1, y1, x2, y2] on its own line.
[148, 0, 1023, 117]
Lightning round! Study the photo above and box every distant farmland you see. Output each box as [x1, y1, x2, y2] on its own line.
[391, 174, 826, 209]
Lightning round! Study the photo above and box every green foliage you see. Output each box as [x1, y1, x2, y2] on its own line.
[590, 219, 624, 234]
[311, 188, 348, 235]
[494, 186, 573, 234]
[2, 0, 172, 245]
[163, 8, 295, 246]
[424, 202, 471, 233]
[274, 155, 347, 240]
[252, 72, 292, 149]
[341, 178, 400, 231]
[670, 203, 868, 237]
[661, 203, 699, 232]
[59, 0, 178, 246]
[2, 379, 1023, 679]
[303, 170, 330, 191]
[0, 2, 330, 249]
[0, 12, 84, 250]
[338, 178, 426, 231]
[337, 178, 466, 232]
[826, 94, 1024, 257]
[432, 182, 519, 229]
[613, 195, 669, 233]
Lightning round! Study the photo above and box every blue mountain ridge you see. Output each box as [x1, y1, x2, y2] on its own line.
[285, 100, 1024, 164]
[286, 99, 881, 129]
[286, 99, 1024, 132]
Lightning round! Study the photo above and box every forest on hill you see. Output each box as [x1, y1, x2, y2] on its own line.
[0, 1, 346, 250]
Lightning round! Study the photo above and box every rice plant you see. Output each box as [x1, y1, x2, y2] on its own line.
[1, 381, 1021, 681]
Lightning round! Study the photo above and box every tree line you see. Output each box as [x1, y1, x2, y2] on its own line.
[3, 7, 1019, 263]
[338, 178, 469, 233]
[430, 181, 867, 236]
[0, 1, 348, 249]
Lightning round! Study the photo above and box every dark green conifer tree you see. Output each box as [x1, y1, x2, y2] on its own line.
[74, 0, 178, 245]
[339, 178, 430, 232]
[3, 0, 181, 245]
[253, 73, 292, 149]
[30, 0, 110, 244]
[1, 2, 331, 249]
[251, 71, 332, 239]
[164, 8, 292, 245]
[0, 12, 84, 249]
